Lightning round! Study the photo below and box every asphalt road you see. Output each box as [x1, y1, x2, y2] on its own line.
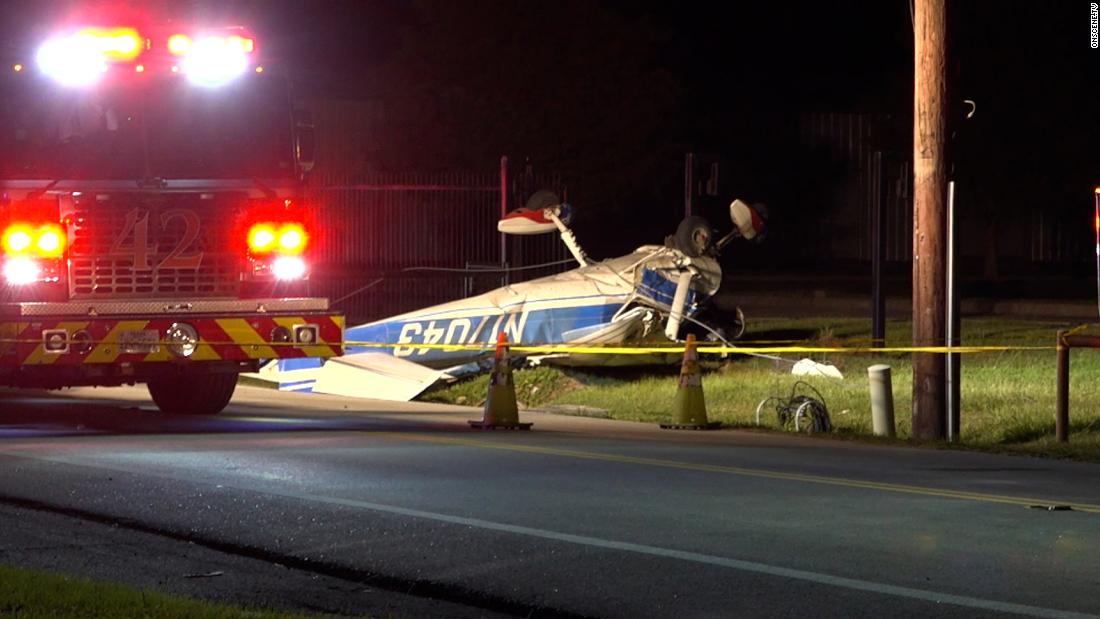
[1, 385, 1099, 618]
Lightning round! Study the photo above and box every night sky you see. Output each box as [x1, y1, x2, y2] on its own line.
[281, 0, 1100, 270]
[1, 1, 1097, 267]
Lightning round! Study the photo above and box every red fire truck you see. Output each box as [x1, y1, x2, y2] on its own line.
[0, 24, 344, 415]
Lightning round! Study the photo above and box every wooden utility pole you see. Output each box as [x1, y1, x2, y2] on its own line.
[912, 0, 947, 439]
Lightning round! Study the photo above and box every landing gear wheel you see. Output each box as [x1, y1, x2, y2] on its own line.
[729, 306, 746, 340]
[675, 215, 713, 257]
[147, 373, 238, 415]
[697, 307, 745, 343]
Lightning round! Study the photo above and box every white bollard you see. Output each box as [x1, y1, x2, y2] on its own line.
[867, 364, 896, 438]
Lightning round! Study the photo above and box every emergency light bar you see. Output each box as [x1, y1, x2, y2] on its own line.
[31, 26, 257, 88]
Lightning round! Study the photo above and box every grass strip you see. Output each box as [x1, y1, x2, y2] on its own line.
[422, 317, 1100, 460]
[0, 563, 334, 619]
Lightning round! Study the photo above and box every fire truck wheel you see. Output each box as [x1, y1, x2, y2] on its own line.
[147, 373, 238, 416]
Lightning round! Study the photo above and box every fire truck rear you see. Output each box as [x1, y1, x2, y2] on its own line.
[0, 25, 344, 414]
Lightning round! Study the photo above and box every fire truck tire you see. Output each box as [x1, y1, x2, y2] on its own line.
[147, 373, 238, 416]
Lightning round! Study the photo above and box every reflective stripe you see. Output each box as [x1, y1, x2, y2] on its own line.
[2, 313, 342, 366]
[215, 318, 279, 359]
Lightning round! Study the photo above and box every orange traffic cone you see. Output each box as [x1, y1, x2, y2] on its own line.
[660, 334, 721, 430]
[469, 332, 532, 430]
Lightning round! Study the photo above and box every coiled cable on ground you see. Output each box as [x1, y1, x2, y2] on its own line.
[755, 381, 831, 433]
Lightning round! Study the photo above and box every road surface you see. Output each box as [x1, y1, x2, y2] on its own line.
[0, 385, 1097, 618]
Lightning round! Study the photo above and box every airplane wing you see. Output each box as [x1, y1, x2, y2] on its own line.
[251, 353, 451, 401]
[311, 352, 451, 401]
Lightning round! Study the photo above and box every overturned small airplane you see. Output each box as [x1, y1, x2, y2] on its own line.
[260, 192, 767, 400]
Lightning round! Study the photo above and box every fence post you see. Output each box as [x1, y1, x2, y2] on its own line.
[684, 152, 694, 218]
[500, 156, 509, 285]
[871, 151, 886, 348]
[1056, 330, 1069, 443]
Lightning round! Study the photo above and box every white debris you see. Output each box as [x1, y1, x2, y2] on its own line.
[791, 358, 844, 380]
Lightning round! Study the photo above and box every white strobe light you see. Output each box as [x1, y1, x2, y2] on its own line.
[182, 36, 249, 87]
[3, 257, 41, 285]
[36, 36, 107, 87]
[272, 256, 306, 280]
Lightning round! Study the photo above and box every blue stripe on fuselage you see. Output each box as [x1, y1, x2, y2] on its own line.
[639, 268, 697, 308]
[345, 302, 624, 367]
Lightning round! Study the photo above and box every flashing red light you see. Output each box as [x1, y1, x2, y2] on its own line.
[248, 222, 308, 255]
[2, 223, 67, 258]
[34, 224, 66, 258]
[134, 64, 145, 73]
[248, 224, 277, 253]
[2, 225, 33, 255]
[277, 224, 307, 254]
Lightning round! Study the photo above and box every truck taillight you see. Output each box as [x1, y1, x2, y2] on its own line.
[2, 222, 65, 285]
[248, 222, 307, 255]
[2, 223, 66, 259]
[277, 224, 307, 254]
[248, 224, 277, 253]
[246, 220, 309, 281]
[2, 226, 32, 254]
[35, 226, 66, 258]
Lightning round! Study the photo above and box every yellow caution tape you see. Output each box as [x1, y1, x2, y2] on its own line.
[0, 339, 1060, 355]
[0, 338, 338, 348]
[343, 341, 1055, 355]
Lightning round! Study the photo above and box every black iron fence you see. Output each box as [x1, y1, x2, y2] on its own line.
[304, 164, 570, 324]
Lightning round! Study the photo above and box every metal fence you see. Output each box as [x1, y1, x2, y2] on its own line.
[305, 164, 570, 324]
[801, 111, 1097, 268]
[798, 112, 911, 262]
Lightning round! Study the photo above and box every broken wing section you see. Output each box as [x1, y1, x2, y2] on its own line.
[252, 352, 450, 401]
